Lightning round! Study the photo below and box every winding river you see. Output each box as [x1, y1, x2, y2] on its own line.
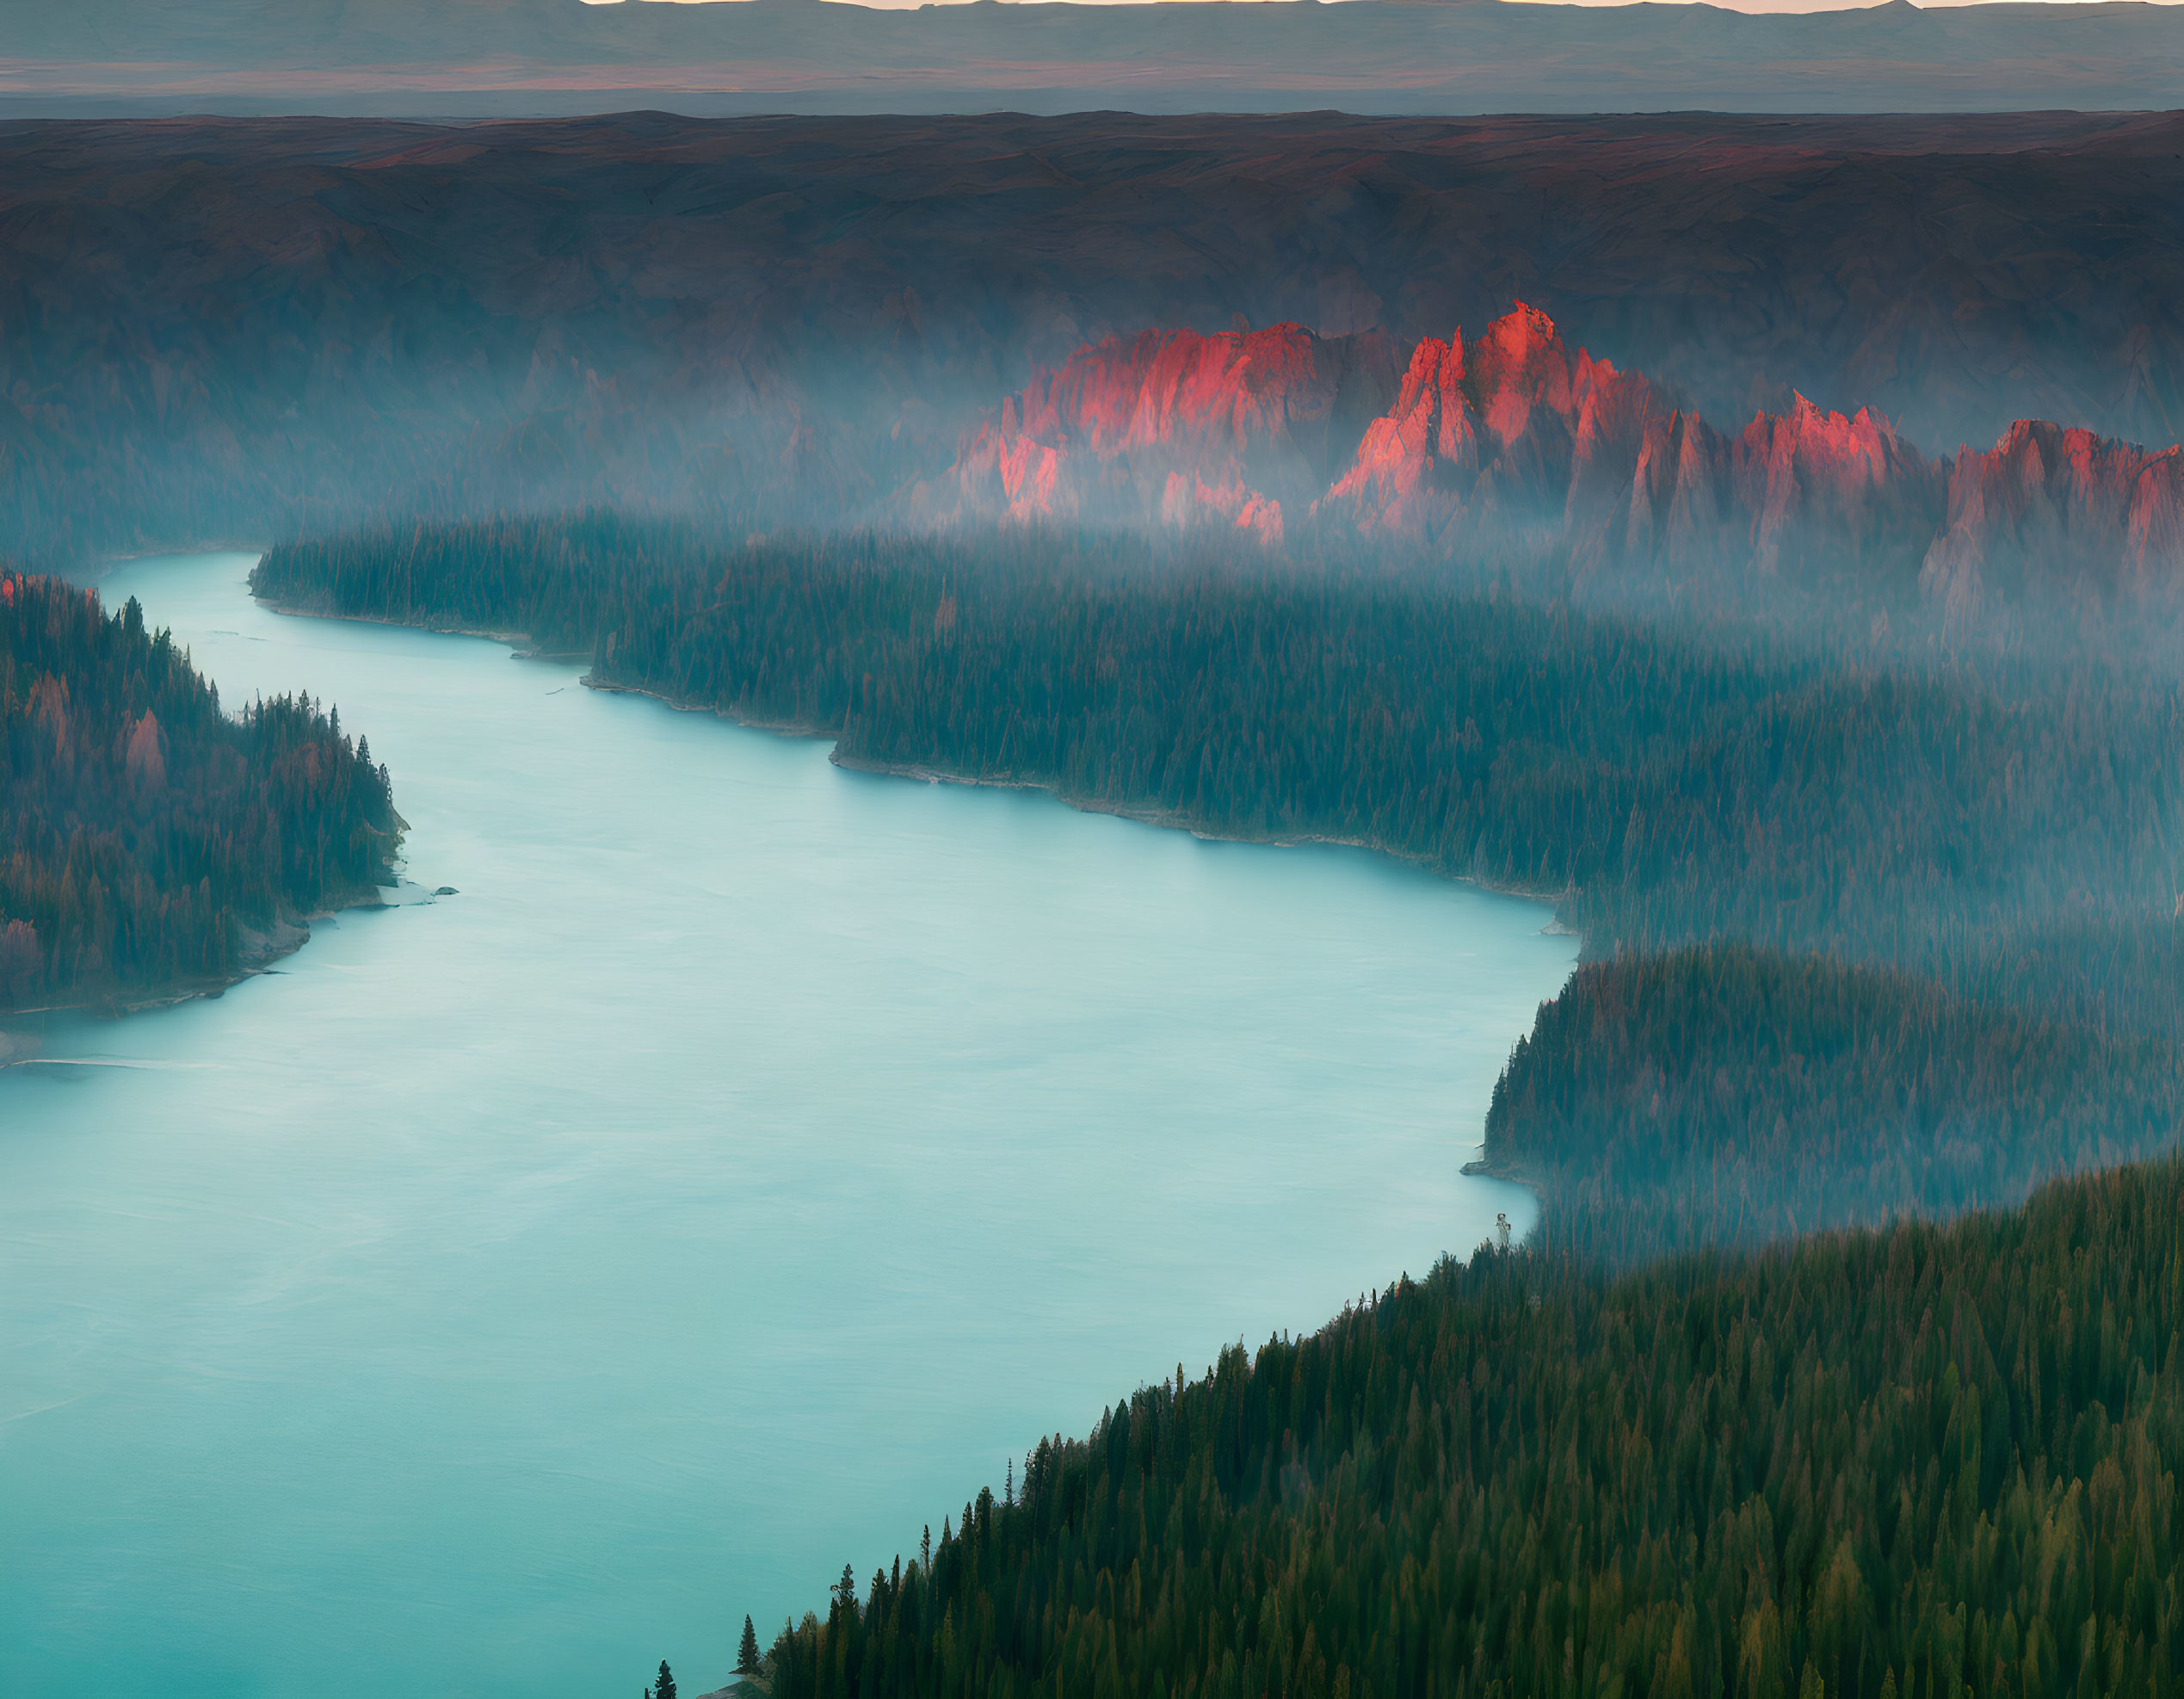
[0, 552, 1575, 1699]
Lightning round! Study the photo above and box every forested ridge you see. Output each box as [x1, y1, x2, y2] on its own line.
[1484, 947, 2180, 1262]
[18, 108, 2184, 1699]
[256, 517, 2184, 967]
[762, 1157, 2184, 1699]
[0, 570, 399, 1010]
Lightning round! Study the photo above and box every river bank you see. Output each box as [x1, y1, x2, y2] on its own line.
[0, 560, 404, 1037]
[830, 750, 1581, 932]
[565, 671, 1579, 1226]
[565, 669, 1586, 1231]
[565, 670, 1582, 938]
[0, 883, 409, 1060]
[250, 593, 543, 653]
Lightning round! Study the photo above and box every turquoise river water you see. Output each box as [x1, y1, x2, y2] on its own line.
[0, 552, 1576, 1699]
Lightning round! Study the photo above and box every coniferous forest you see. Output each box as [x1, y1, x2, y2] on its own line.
[255, 513, 2184, 1696]
[766, 1156, 2184, 1699]
[0, 570, 399, 1010]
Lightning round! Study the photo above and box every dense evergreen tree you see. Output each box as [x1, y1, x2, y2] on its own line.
[741, 1615, 764, 1676]
[255, 518, 2184, 980]
[0, 571, 400, 1009]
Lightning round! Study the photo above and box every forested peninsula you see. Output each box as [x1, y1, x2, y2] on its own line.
[255, 519, 2184, 1259]
[0, 571, 400, 1014]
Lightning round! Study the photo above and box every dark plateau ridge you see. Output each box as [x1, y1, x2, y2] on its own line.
[3, 110, 2183, 567]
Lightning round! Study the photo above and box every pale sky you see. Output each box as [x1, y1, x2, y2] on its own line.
[580, 0, 2178, 9]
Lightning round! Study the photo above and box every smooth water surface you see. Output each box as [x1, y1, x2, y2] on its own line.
[0, 553, 1576, 1699]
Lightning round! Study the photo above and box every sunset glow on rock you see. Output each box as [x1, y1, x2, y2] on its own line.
[1921, 420, 2184, 620]
[927, 322, 1401, 537]
[937, 303, 2181, 601]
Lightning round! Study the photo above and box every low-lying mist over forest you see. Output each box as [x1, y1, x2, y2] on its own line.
[3, 111, 2181, 568]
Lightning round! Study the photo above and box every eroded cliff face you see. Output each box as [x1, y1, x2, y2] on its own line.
[1920, 422, 2184, 624]
[920, 323, 1402, 543]
[1317, 306, 1946, 588]
[1317, 306, 1610, 541]
[929, 302, 2184, 615]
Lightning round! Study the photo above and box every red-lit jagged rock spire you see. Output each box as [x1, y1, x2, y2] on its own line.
[923, 303, 2179, 611]
[920, 322, 1402, 543]
[1317, 306, 1944, 584]
[1920, 421, 2184, 623]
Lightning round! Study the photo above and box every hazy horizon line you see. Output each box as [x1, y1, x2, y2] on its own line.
[571, 0, 2184, 11]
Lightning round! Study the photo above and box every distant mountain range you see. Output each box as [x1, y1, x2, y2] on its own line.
[6, 0, 2184, 116]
